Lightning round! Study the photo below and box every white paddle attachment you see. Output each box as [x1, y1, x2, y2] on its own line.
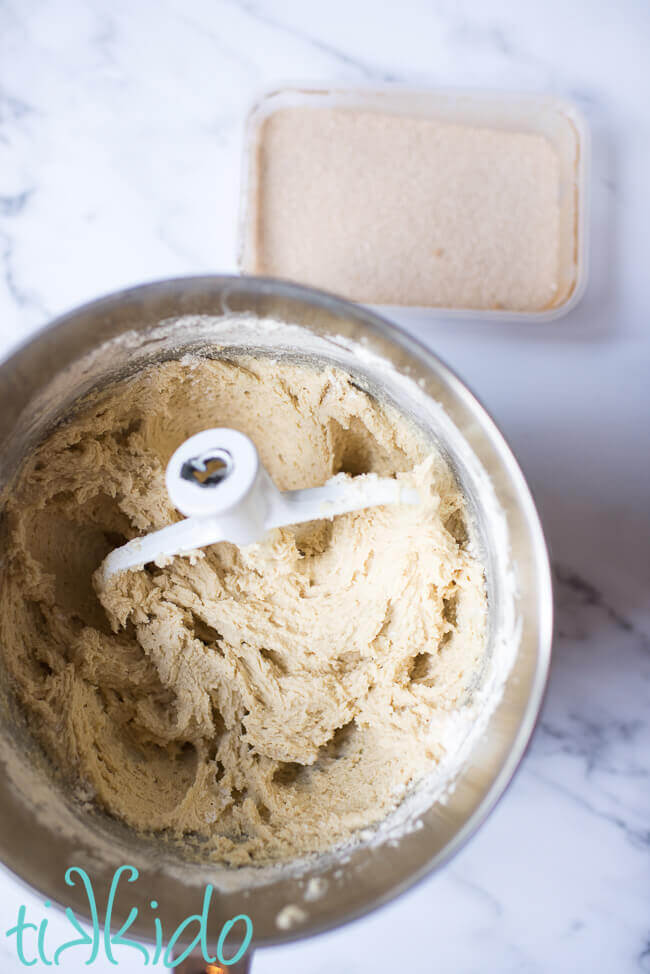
[98, 428, 419, 583]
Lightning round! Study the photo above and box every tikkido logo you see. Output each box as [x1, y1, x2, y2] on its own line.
[5, 865, 253, 968]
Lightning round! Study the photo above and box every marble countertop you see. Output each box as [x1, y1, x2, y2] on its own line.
[0, 1, 648, 971]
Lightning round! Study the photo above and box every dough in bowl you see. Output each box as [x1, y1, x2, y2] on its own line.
[0, 354, 487, 864]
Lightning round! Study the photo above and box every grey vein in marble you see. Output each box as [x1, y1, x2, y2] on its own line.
[220, 0, 403, 81]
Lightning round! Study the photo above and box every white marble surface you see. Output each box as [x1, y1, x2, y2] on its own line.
[1, 0, 649, 971]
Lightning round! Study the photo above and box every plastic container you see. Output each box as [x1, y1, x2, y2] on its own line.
[238, 85, 589, 322]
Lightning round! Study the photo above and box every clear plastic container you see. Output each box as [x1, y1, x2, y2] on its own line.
[238, 85, 589, 322]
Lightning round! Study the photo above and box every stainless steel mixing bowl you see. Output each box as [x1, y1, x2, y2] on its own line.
[0, 276, 552, 955]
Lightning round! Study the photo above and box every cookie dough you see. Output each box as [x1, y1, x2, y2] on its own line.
[0, 355, 487, 864]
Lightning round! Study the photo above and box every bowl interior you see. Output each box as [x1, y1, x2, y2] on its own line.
[0, 276, 552, 948]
